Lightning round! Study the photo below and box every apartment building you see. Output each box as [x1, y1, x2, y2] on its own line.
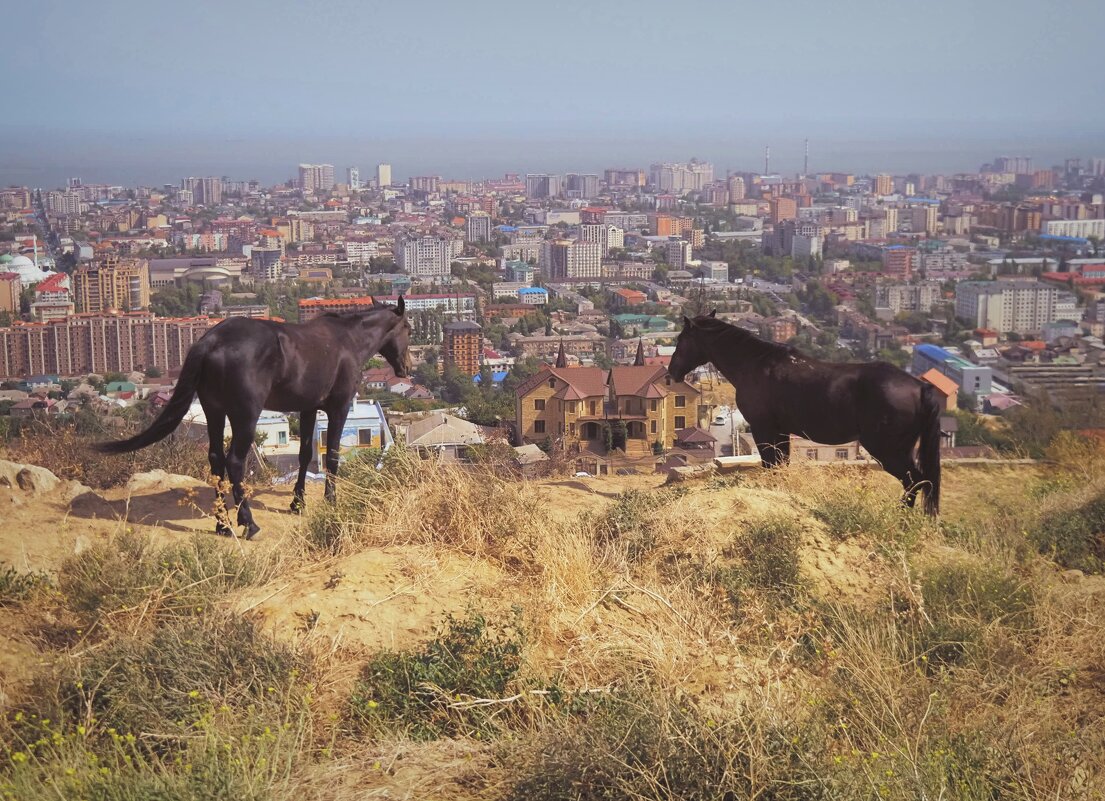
[955, 280, 1074, 335]
[396, 236, 459, 277]
[443, 321, 482, 375]
[72, 256, 150, 313]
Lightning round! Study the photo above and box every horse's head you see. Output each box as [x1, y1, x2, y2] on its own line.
[668, 310, 716, 384]
[377, 295, 413, 378]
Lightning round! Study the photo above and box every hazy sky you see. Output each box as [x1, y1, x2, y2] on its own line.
[3, 0, 1104, 187]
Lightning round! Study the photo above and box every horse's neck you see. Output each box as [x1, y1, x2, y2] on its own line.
[708, 330, 775, 394]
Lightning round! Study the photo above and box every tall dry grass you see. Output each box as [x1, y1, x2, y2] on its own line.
[5, 448, 1105, 799]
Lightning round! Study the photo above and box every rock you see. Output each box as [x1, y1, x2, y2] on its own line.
[0, 460, 62, 495]
[665, 464, 717, 483]
[124, 470, 207, 494]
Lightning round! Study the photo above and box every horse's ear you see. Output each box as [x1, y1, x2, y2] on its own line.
[709, 309, 717, 317]
[396, 295, 405, 315]
[683, 316, 694, 328]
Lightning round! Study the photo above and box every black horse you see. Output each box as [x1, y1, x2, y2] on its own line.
[96, 299, 412, 537]
[667, 312, 942, 515]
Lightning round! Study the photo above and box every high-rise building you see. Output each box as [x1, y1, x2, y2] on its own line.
[665, 238, 693, 269]
[250, 248, 283, 282]
[466, 211, 492, 243]
[603, 168, 646, 187]
[648, 160, 714, 193]
[443, 321, 482, 376]
[525, 174, 563, 199]
[881, 247, 915, 279]
[347, 166, 361, 189]
[195, 177, 223, 206]
[377, 163, 392, 188]
[46, 190, 82, 215]
[410, 176, 441, 193]
[769, 197, 798, 224]
[874, 174, 894, 196]
[579, 223, 624, 256]
[298, 164, 335, 193]
[72, 256, 150, 314]
[993, 156, 1032, 174]
[726, 175, 746, 202]
[0, 273, 20, 315]
[0, 312, 216, 378]
[544, 240, 602, 280]
[565, 173, 600, 199]
[955, 280, 1074, 335]
[396, 236, 456, 277]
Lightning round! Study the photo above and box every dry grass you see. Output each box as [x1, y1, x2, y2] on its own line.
[4, 448, 1105, 800]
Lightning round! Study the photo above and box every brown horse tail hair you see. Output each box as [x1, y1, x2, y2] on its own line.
[94, 338, 209, 454]
[919, 383, 942, 515]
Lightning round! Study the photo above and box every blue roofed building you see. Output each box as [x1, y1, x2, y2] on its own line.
[911, 344, 992, 397]
[518, 286, 548, 305]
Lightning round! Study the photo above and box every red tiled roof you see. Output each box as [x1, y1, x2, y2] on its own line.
[608, 366, 669, 398]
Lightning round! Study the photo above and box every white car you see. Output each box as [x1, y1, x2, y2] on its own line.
[573, 471, 592, 478]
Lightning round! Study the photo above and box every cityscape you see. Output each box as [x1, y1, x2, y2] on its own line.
[4, 0, 1105, 798]
[2, 152, 1104, 471]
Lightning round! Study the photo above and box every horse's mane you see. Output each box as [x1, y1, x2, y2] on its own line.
[690, 315, 796, 362]
[319, 305, 397, 321]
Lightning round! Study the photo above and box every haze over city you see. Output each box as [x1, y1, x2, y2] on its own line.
[3, 0, 1103, 186]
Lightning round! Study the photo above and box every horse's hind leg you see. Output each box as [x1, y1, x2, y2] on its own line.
[226, 413, 261, 540]
[205, 413, 232, 536]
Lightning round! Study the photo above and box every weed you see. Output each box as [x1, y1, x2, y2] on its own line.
[57, 531, 268, 621]
[506, 694, 821, 801]
[1030, 488, 1105, 574]
[593, 489, 674, 562]
[0, 563, 50, 608]
[9, 613, 307, 755]
[711, 514, 805, 614]
[915, 562, 1033, 669]
[348, 611, 526, 740]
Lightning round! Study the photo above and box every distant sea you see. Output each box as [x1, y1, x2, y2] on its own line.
[2, 130, 1103, 189]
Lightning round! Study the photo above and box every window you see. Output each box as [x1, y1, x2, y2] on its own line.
[675, 395, 686, 408]
[548, 378, 556, 388]
[534, 398, 545, 410]
[807, 449, 818, 460]
[534, 420, 545, 434]
[589, 401, 597, 415]
[835, 448, 850, 460]
[675, 416, 686, 429]
[650, 420, 657, 434]
[359, 429, 375, 446]
[568, 402, 576, 414]
[650, 399, 658, 412]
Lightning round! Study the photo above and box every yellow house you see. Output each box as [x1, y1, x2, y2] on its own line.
[515, 363, 704, 457]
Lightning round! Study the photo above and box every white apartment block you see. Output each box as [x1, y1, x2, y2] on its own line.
[578, 223, 625, 256]
[955, 280, 1077, 335]
[543, 239, 602, 280]
[377, 164, 392, 188]
[343, 240, 379, 265]
[875, 281, 940, 314]
[649, 161, 714, 193]
[665, 238, 693, 269]
[298, 164, 335, 193]
[1041, 219, 1105, 239]
[396, 236, 457, 278]
[466, 212, 492, 243]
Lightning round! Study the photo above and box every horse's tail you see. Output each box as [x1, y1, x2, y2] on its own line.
[94, 337, 209, 454]
[918, 383, 942, 516]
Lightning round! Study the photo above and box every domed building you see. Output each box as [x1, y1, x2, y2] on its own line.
[7, 254, 54, 286]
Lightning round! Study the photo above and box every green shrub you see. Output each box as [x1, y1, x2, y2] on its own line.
[349, 611, 525, 740]
[507, 695, 820, 801]
[58, 531, 267, 620]
[809, 479, 912, 542]
[10, 613, 306, 756]
[916, 562, 1034, 669]
[593, 489, 674, 562]
[712, 514, 804, 612]
[1030, 490, 1105, 574]
[0, 563, 50, 608]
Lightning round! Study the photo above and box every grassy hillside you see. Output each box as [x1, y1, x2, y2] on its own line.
[1, 443, 1104, 800]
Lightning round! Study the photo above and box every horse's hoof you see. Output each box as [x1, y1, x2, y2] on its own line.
[290, 499, 305, 515]
[244, 523, 261, 541]
[215, 522, 233, 537]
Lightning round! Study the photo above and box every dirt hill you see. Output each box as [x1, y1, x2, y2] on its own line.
[1, 452, 1103, 800]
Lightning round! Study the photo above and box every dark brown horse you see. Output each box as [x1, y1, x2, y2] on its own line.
[96, 299, 412, 537]
[668, 312, 941, 515]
